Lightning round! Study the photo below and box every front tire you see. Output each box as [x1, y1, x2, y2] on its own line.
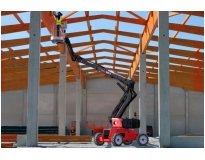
[112, 133, 123, 146]
[94, 133, 104, 146]
[123, 140, 132, 145]
[137, 133, 149, 146]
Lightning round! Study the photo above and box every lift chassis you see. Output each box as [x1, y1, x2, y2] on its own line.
[64, 37, 148, 146]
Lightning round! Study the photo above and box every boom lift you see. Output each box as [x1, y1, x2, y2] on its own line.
[51, 23, 148, 146]
[64, 37, 149, 146]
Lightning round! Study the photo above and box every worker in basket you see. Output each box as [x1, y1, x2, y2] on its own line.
[53, 11, 63, 37]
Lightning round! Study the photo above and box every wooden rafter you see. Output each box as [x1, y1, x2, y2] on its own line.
[85, 11, 96, 63]
[1, 11, 26, 16]
[173, 11, 204, 17]
[129, 11, 158, 79]
[62, 11, 78, 21]
[126, 11, 146, 21]
[113, 11, 120, 71]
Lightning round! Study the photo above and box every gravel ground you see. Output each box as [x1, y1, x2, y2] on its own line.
[16, 137, 159, 148]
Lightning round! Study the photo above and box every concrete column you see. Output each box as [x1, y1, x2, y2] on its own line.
[23, 89, 27, 126]
[53, 84, 58, 126]
[58, 43, 67, 135]
[76, 78, 82, 135]
[26, 11, 41, 147]
[154, 84, 158, 137]
[128, 66, 133, 119]
[158, 11, 170, 148]
[82, 89, 87, 135]
[139, 34, 147, 134]
[185, 90, 189, 134]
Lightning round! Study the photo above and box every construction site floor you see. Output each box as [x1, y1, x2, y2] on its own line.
[16, 137, 159, 148]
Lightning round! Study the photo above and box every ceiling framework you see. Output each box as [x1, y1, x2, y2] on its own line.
[1, 11, 204, 92]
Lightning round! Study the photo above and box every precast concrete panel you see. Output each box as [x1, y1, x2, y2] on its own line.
[66, 93, 76, 114]
[170, 94, 185, 115]
[87, 93, 122, 115]
[66, 82, 76, 114]
[145, 93, 154, 115]
[39, 115, 56, 126]
[1, 114, 23, 126]
[170, 115, 186, 136]
[39, 85, 55, 114]
[86, 114, 110, 121]
[170, 86, 185, 94]
[189, 115, 204, 134]
[1, 91, 24, 115]
[87, 79, 122, 94]
[146, 83, 154, 94]
[66, 82, 76, 93]
[189, 94, 204, 116]
[1, 79, 204, 138]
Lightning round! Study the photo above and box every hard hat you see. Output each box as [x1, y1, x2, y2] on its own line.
[57, 12, 62, 16]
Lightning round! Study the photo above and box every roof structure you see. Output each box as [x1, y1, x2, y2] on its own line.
[1, 11, 204, 92]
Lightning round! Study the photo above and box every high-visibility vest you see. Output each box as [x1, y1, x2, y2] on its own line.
[56, 16, 62, 25]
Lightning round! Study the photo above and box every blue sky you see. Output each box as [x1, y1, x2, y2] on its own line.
[1, 11, 204, 69]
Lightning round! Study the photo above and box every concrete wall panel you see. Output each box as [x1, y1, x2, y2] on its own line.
[1, 91, 24, 115]
[1, 79, 204, 139]
[87, 79, 122, 94]
[146, 83, 154, 94]
[39, 115, 56, 126]
[189, 94, 204, 116]
[170, 115, 185, 136]
[189, 115, 204, 134]
[171, 136, 204, 148]
[66, 82, 76, 114]
[1, 114, 23, 126]
[39, 85, 55, 114]
[145, 94, 154, 115]
[87, 93, 122, 115]
[66, 93, 76, 114]
[170, 94, 185, 115]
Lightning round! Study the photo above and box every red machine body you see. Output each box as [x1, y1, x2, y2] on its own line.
[98, 128, 138, 142]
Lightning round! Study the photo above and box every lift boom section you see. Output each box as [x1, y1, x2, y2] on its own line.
[65, 37, 137, 124]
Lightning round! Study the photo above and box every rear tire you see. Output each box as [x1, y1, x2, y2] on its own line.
[94, 133, 104, 146]
[137, 133, 148, 146]
[112, 133, 123, 146]
[123, 140, 132, 145]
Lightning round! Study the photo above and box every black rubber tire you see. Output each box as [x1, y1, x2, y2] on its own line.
[112, 133, 123, 146]
[94, 133, 104, 146]
[137, 133, 149, 146]
[123, 140, 133, 145]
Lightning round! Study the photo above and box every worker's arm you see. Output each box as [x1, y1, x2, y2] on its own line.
[52, 12, 59, 19]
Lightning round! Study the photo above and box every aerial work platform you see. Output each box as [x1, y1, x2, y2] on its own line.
[50, 22, 67, 44]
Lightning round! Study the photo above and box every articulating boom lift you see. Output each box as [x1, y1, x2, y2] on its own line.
[63, 36, 148, 146]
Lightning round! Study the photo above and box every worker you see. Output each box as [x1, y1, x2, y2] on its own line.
[133, 112, 137, 119]
[70, 126, 76, 136]
[53, 11, 63, 37]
